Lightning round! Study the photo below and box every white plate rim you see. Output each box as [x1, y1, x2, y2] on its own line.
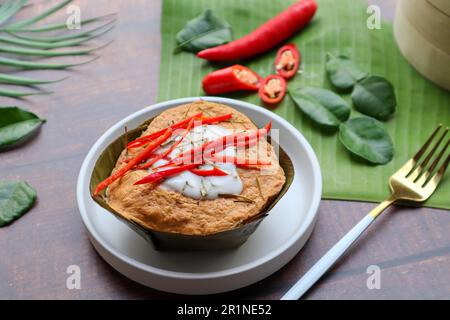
[77, 96, 322, 282]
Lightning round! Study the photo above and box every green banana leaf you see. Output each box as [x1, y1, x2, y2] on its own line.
[158, 0, 450, 209]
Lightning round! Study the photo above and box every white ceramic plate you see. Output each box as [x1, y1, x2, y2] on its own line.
[77, 97, 322, 295]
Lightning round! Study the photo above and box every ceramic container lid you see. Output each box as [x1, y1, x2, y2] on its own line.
[401, 0, 450, 53]
[395, 0, 450, 91]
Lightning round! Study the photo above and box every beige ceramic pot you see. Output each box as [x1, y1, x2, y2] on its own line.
[428, 0, 450, 15]
[394, 0, 450, 91]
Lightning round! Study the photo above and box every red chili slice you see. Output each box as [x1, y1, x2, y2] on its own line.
[259, 75, 287, 105]
[134, 163, 198, 185]
[200, 113, 233, 125]
[203, 122, 272, 156]
[165, 122, 272, 167]
[128, 113, 233, 149]
[190, 167, 229, 177]
[93, 127, 173, 196]
[202, 65, 262, 95]
[137, 118, 195, 170]
[138, 156, 270, 185]
[275, 44, 301, 79]
[207, 156, 272, 167]
[127, 112, 203, 149]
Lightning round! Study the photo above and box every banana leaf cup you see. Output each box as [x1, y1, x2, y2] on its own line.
[90, 118, 294, 251]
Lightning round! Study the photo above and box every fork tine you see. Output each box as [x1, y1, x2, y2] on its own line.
[426, 153, 450, 188]
[400, 125, 442, 177]
[419, 137, 450, 186]
[408, 127, 448, 180]
[412, 125, 442, 162]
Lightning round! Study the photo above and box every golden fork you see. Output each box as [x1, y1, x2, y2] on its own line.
[282, 125, 450, 300]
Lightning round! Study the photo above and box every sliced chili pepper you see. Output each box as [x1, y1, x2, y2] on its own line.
[209, 122, 272, 149]
[138, 117, 237, 168]
[235, 130, 264, 148]
[202, 65, 262, 95]
[93, 127, 173, 196]
[200, 113, 233, 125]
[204, 122, 272, 155]
[259, 75, 287, 105]
[123, 154, 159, 164]
[207, 156, 272, 167]
[127, 113, 233, 149]
[134, 163, 198, 185]
[152, 122, 272, 169]
[190, 167, 229, 177]
[137, 118, 195, 170]
[138, 156, 268, 186]
[127, 112, 203, 149]
[197, 0, 318, 61]
[275, 44, 301, 79]
[167, 122, 272, 166]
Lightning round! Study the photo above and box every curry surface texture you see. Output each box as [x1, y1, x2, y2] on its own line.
[107, 101, 286, 235]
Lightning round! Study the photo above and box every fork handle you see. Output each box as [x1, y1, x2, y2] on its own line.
[281, 198, 395, 300]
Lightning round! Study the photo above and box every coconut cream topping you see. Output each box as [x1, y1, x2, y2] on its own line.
[151, 125, 243, 200]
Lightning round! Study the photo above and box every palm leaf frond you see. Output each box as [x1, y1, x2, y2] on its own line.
[6, 0, 73, 29]
[8, 19, 116, 42]
[0, 25, 115, 49]
[1, 13, 117, 32]
[0, 86, 50, 97]
[0, 0, 27, 25]
[0, 41, 112, 57]
[0, 56, 100, 70]
[0, 0, 115, 98]
[0, 73, 68, 85]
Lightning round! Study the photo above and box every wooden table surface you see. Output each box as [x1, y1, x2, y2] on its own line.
[1, 0, 449, 300]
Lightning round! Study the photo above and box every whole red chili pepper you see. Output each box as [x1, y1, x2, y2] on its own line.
[93, 127, 173, 196]
[197, 0, 318, 62]
[259, 75, 287, 105]
[275, 44, 301, 80]
[202, 65, 261, 95]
